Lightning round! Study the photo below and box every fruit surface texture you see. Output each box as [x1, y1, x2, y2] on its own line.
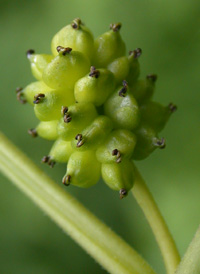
[18, 18, 176, 198]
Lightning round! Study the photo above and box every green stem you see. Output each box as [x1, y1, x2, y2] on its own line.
[175, 226, 200, 274]
[0, 132, 156, 274]
[132, 166, 180, 274]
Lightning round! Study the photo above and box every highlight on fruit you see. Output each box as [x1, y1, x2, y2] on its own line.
[17, 18, 176, 198]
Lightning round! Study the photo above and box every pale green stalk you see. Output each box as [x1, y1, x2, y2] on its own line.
[175, 226, 200, 274]
[132, 167, 180, 274]
[0, 132, 156, 274]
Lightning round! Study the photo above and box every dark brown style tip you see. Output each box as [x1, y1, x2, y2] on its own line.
[75, 134, 84, 147]
[64, 114, 72, 123]
[28, 128, 38, 138]
[168, 103, 177, 113]
[119, 188, 127, 199]
[129, 48, 142, 59]
[26, 49, 35, 58]
[110, 23, 122, 32]
[62, 175, 71, 186]
[112, 149, 122, 163]
[119, 80, 128, 97]
[146, 74, 157, 82]
[89, 66, 100, 78]
[57, 46, 72, 55]
[16, 87, 27, 104]
[155, 138, 166, 149]
[61, 106, 72, 123]
[33, 93, 45, 104]
[71, 18, 82, 29]
[42, 156, 55, 168]
[61, 106, 69, 116]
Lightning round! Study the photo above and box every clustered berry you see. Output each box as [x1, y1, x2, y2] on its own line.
[16, 18, 176, 199]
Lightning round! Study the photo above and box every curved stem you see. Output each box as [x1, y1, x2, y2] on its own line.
[0, 132, 157, 274]
[132, 166, 180, 274]
[175, 225, 200, 274]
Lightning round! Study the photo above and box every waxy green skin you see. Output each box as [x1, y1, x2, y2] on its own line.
[132, 125, 161, 160]
[130, 77, 156, 105]
[96, 129, 137, 163]
[51, 24, 94, 60]
[43, 50, 90, 90]
[49, 138, 74, 163]
[93, 29, 126, 68]
[23, 81, 51, 105]
[65, 150, 101, 188]
[107, 56, 130, 84]
[104, 86, 140, 131]
[107, 51, 141, 86]
[36, 120, 58, 140]
[71, 116, 113, 151]
[34, 89, 75, 121]
[20, 19, 176, 195]
[27, 53, 54, 81]
[101, 159, 134, 191]
[140, 101, 174, 133]
[126, 54, 141, 86]
[57, 103, 98, 141]
[74, 68, 116, 106]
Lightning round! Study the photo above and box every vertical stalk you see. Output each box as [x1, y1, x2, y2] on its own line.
[132, 166, 180, 274]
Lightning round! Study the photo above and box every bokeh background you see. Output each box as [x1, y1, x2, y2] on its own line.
[0, 0, 200, 273]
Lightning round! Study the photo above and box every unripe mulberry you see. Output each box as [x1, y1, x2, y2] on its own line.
[17, 19, 176, 198]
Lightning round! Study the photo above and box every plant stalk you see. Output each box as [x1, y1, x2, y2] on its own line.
[132, 166, 180, 274]
[0, 132, 156, 274]
[175, 225, 200, 274]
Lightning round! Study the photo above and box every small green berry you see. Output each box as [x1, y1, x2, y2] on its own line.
[74, 67, 116, 106]
[28, 120, 59, 140]
[104, 81, 140, 130]
[101, 159, 135, 198]
[71, 115, 113, 151]
[130, 74, 157, 105]
[18, 81, 51, 106]
[34, 88, 75, 121]
[132, 125, 166, 160]
[140, 101, 177, 133]
[26, 49, 54, 80]
[107, 56, 130, 84]
[93, 23, 126, 68]
[42, 138, 74, 166]
[126, 48, 142, 85]
[63, 150, 101, 188]
[57, 103, 98, 141]
[43, 47, 90, 90]
[51, 18, 94, 60]
[96, 129, 137, 163]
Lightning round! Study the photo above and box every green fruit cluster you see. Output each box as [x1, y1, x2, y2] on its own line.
[16, 18, 176, 198]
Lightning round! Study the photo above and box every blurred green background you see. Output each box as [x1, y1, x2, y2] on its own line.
[0, 0, 200, 273]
